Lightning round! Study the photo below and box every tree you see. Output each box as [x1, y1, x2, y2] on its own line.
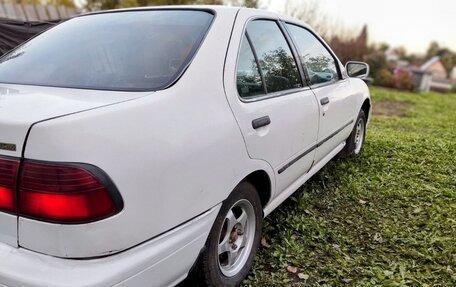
[378, 43, 390, 52]
[116, 0, 139, 8]
[440, 51, 455, 77]
[85, 0, 119, 10]
[230, 0, 258, 8]
[260, 47, 301, 90]
[45, 0, 76, 7]
[395, 46, 407, 59]
[284, 0, 331, 37]
[426, 41, 440, 58]
[243, 0, 257, 7]
[306, 55, 330, 72]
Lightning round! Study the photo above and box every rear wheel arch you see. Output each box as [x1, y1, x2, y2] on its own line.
[241, 170, 271, 209]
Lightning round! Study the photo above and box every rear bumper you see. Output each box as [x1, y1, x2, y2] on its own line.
[0, 204, 220, 287]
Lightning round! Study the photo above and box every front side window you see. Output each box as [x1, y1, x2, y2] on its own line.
[0, 10, 213, 91]
[286, 24, 339, 85]
[245, 20, 302, 94]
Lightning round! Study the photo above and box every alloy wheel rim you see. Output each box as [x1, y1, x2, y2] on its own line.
[354, 118, 365, 154]
[217, 199, 256, 277]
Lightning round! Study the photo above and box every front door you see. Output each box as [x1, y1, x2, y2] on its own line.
[285, 23, 357, 164]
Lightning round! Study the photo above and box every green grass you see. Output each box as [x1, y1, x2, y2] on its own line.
[244, 88, 456, 286]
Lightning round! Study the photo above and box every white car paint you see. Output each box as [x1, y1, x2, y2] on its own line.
[0, 5, 370, 286]
[311, 80, 357, 163]
[0, 205, 220, 287]
[224, 9, 320, 197]
[0, 85, 148, 248]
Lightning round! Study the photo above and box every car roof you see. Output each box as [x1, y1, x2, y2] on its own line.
[80, 5, 241, 17]
[77, 5, 312, 31]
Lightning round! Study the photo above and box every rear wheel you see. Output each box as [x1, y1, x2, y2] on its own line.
[191, 182, 262, 287]
[339, 110, 366, 158]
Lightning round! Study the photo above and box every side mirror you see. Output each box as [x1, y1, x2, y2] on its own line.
[345, 61, 370, 79]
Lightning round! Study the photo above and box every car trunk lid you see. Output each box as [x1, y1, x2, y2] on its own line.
[0, 83, 149, 247]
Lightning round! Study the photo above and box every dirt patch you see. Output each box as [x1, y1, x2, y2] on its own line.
[372, 101, 412, 117]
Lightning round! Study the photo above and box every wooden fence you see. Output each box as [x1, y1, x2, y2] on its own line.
[0, 2, 78, 21]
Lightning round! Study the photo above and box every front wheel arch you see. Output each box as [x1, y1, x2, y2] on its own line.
[339, 109, 367, 158]
[361, 98, 371, 123]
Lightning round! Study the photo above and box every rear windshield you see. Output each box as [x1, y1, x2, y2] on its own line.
[0, 10, 213, 91]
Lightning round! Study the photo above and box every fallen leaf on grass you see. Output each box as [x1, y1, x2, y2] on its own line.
[413, 207, 422, 214]
[261, 238, 270, 248]
[359, 199, 367, 205]
[383, 270, 394, 276]
[373, 232, 383, 243]
[286, 265, 298, 273]
[297, 273, 309, 280]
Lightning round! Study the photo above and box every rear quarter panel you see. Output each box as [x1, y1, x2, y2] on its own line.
[20, 9, 275, 258]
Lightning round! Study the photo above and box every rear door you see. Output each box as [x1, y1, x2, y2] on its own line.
[224, 11, 320, 195]
[285, 23, 357, 164]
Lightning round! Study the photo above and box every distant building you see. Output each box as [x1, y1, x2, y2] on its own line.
[451, 67, 456, 82]
[421, 56, 448, 78]
[385, 48, 399, 62]
[385, 48, 409, 68]
[412, 56, 452, 92]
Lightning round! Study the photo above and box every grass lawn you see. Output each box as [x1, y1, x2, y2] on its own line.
[244, 87, 456, 286]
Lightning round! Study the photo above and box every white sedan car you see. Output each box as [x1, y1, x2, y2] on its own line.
[0, 6, 370, 287]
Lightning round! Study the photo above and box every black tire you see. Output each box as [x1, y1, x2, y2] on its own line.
[339, 109, 367, 158]
[188, 182, 263, 287]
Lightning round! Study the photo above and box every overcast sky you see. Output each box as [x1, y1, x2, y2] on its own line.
[75, 0, 454, 55]
[263, 0, 455, 54]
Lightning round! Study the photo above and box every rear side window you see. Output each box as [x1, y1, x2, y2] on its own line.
[286, 24, 339, 85]
[0, 10, 213, 91]
[236, 20, 302, 98]
[237, 35, 265, 99]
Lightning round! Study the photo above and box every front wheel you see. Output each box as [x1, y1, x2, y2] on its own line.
[195, 182, 263, 287]
[339, 110, 367, 158]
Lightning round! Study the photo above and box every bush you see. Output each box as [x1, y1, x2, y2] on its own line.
[374, 68, 395, 88]
[363, 50, 388, 80]
[394, 70, 414, 91]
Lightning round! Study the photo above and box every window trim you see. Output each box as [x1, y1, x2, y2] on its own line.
[235, 17, 311, 103]
[240, 86, 312, 103]
[283, 21, 343, 89]
[277, 21, 311, 87]
[245, 32, 268, 94]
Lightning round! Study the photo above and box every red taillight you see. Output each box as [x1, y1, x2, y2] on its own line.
[0, 156, 123, 224]
[0, 157, 19, 213]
